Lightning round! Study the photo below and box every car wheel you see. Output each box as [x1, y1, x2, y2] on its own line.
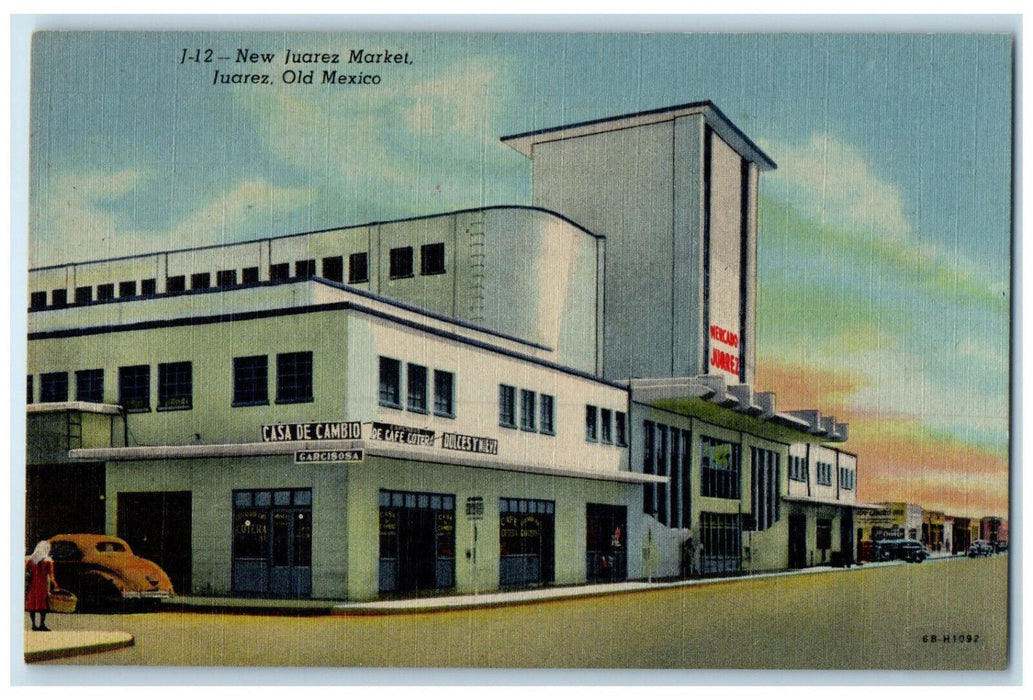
[80, 574, 124, 612]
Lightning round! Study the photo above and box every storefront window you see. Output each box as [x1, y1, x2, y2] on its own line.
[233, 509, 268, 560]
[701, 436, 741, 499]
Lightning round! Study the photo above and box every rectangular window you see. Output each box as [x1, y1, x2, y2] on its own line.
[118, 365, 151, 412]
[499, 385, 516, 428]
[269, 263, 290, 282]
[600, 408, 613, 444]
[322, 255, 343, 282]
[433, 370, 455, 417]
[841, 468, 855, 490]
[119, 281, 136, 298]
[520, 389, 537, 432]
[669, 426, 680, 528]
[378, 357, 402, 408]
[656, 424, 668, 525]
[750, 448, 781, 531]
[276, 352, 313, 404]
[75, 369, 104, 403]
[97, 283, 115, 301]
[157, 362, 193, 410]
[40, 372, 69, 402]
[420, 242, 446, 275]
[789, 455, 808, 482]
[349, 252, 369, 283]
[74, 286, 92, 304]
[643, 420, 655, 515]
[389, 247, 414, 279]
[30, 291, 47, 309]
[242, 267, 260, 285]
[51, 289, 68, 307]
[700, 512, 743, 576]
[817, 461, 833, 486]
[540, 394, 555, 435]
[27, 376, 33, 404]
[165, 276, 186, 294]
[191, 272, 211, 290]
[141, 278, 157, 295]
[217, 269, 237, 287]
[701, 436, 741, 499]
[407, 363, 428, 413]
[615, 412, 627, 446]
[295, 259, 316, 279]
[585, 405, 598, 442]
[680, 429, 692, 529]
[233, 355, 268, 406]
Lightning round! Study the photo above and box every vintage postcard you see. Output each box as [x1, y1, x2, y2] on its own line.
[18, 23, 1014, 677]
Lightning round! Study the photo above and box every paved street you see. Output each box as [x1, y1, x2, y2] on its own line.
[28, 555, 1007, 670]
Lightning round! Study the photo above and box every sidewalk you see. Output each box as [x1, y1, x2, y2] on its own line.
[24, 554, 966, 661]
[160, 560, 865, 616]
[23, 630, 134, 663]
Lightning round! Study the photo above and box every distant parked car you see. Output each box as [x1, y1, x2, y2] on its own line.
[874, 538, 931, 563]
[47, 534, 174, 610]
[967, 540, 994, 557]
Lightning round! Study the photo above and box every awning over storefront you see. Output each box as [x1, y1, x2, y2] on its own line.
[782, 494, 882, 510]
[68, 439, 668, 486]
[629, 375, 848, 443]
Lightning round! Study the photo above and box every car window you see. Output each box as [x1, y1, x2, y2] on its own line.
[95, 541, 127, 553]
[49, 541, 84, 561]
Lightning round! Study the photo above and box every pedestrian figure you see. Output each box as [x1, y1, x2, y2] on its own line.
[25, 540, 57, 632]
[681, 536, 694, 578]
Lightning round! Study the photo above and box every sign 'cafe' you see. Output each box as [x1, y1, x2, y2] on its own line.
[261, 420, 500, 458]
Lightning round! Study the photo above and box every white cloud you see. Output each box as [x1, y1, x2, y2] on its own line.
[840, 345, 1008, 448]
[238, 52, 513, 219]
[760, 133, 912, 239]
[38, 168, 145, 236]
[760, 132, 1008, 312]
[32, 169, 150, 265]
[33, 169, 316, 266]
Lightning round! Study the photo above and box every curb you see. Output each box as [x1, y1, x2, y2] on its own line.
[158, 555, 975, 618]
[24, 631, 135, 663]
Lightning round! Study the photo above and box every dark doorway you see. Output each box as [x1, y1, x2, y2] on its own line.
[117, 491, 192, 594]
[398, 509, 438, 591]
[839, 509, 855, 564]
[788, 514, 807, 569]
[378, 490, 456, 595]
[26, 463, 105, 550]
[586, 503, 627, 582]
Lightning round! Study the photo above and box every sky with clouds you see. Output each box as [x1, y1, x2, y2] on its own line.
[28, 30, 1013, 518]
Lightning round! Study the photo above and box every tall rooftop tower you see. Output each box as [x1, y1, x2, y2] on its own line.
[503, 101, 776, 385]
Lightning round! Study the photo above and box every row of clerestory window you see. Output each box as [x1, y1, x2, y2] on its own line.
[30, 242, 448, 310]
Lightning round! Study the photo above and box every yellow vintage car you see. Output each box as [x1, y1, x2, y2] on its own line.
[48, 534, 174, 610]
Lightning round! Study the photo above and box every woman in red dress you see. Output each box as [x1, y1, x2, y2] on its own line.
[25, 540, 57, 631]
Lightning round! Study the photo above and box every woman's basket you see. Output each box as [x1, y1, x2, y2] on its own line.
[47, 588, 78, 613]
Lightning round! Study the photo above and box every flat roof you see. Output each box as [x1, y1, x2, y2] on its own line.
[30, 205, 601, 273]
[501, 100, 777, 171]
